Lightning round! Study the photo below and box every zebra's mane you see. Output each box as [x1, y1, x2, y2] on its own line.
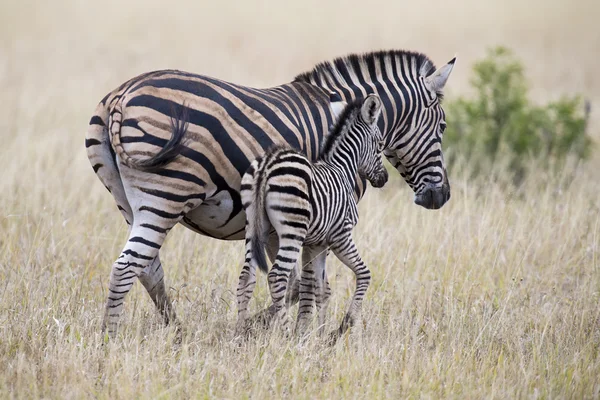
[318, 99, 363, 161]
[294, 49, 437, 92]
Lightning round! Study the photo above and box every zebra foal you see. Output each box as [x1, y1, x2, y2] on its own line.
[236, 94, 387, 339]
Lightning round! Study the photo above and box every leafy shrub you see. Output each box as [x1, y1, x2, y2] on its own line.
[444, 46, 592, 183]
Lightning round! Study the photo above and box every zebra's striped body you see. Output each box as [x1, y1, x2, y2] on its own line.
[237, 95, 387, 337]
[85, 50, 455, 336]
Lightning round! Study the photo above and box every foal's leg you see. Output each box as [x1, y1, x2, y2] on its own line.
[295, 245, 328, 336]
[312, 250, 332, 335]
[329, 232, 371, 341]
[245, 232, 280, 329]
[235, 229, 261, 335]
[267, 234, 305, 333]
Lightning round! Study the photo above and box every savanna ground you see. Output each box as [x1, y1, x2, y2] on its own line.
[1, 0, 600, 398]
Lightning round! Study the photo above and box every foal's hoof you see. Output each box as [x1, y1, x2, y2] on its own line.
[294, 326, 309, 340]
[173, 325, 183, 345]
[326, 330, 341, 346]
[269, 315, 293, 337]
[282, 321, 294, 338]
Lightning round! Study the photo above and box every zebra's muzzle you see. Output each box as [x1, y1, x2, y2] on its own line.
[414, 184, 450, 210]
[370, 169, 388, 188]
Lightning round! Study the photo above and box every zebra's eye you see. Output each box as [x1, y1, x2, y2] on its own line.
[440, 122, 447, 133]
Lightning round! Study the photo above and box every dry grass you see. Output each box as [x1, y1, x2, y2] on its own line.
[1, 0, 599, 398]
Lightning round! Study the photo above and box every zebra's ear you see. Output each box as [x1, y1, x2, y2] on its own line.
[424, 57, 457, 93]
[361, 94, 382, 125]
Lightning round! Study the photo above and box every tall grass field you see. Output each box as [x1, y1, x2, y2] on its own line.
[1, 0, 599, 398]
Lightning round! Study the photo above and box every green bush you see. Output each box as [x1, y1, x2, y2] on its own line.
[444, 46, 592, 183]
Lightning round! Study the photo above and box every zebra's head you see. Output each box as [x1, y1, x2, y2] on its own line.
[297, 50, 456, 208]
[356, 94, 388, 189]
[384, 57, 456, 210]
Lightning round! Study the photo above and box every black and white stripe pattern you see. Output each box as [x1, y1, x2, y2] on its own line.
[236, 95, 387, 338]
[85, 50, 455, 336]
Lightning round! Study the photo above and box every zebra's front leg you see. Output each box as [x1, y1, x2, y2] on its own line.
[138, 254, 178, 328]
[295, 245, 328, 337]
[329, 233, 371, 342]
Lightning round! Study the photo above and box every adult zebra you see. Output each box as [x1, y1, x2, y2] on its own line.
[86, 50, 455, 336]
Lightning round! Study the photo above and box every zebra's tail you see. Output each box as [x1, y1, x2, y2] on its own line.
[243, 155, 273, 275]
[253, 155, 272, 274]
[110, 101, 189, 172]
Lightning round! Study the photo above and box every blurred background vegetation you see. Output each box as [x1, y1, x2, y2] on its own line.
[444, 46, 593, 184]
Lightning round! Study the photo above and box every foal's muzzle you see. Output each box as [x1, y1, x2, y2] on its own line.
[370, 169, 388, 188]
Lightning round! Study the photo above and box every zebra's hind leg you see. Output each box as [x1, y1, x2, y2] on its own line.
[310, 249, 332, 336]
[235, 237, 259, 336]
[138, 255, 178, 328]
[267, 236, 305, 334]
[295, 245, 328, 337]
[328, 232, 371, 343]
[102, 213, 181, 338]
[285, 262, 301, 308]
[245, 232, 280, 329]
[246, 233, 307, 329]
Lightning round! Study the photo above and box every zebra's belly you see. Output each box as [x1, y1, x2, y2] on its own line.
[180, 190, 247, 241]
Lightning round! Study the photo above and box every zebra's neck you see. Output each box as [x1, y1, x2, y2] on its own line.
[294, 50, 437, 144]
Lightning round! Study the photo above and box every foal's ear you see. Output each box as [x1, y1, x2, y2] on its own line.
[361, 94, 382, 125]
